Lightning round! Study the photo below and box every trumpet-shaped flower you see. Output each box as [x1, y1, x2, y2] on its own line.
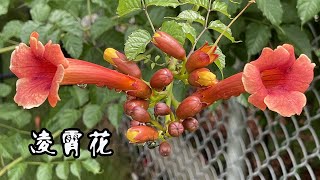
[10, 32, 151, 109]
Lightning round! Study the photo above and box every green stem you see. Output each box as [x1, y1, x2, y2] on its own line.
[142, 0, 156, 33]
[150, 119, 164, 131]
[0, 123, 30, 135]
[87, 0, 91, 17]
[0, 45, 16, 54]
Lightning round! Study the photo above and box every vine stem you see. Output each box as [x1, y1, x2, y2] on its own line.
[0, 130, 61, 177]
[0, 45, 16, 54]
[208, 0, 256, 54]
[0, 123, 30, 135]
[142, 0, 156, 33]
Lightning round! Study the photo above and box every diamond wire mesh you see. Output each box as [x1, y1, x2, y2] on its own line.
[126, 74, 320, 180]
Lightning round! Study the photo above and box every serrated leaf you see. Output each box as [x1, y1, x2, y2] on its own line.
[82, 159, 101, 174]
[83, 104, 103, 129]
[208, 20, 235, 42]
[58, 109, 81, 129]
[146, 0, 180, 7]
[56, 162, 69, 180]
[49, 10, 82, 37]
[0, 0, 10, 16]
[279, 25, 312, 58]
[256, 0, 283, 25]
[124, 29, 151, 60]
[71, 86, 89, 107]
[175, 10, 205, 25]
[8, 163, 27, 180]
[70, 162, 81, 180]
[180, 0, 209, 9]
[2, 20, 23, 40]
[0, 83, 11, 97]
[117, 0, 141, 16]
[212, 0, 231, 18]
[245, 23, 271, 56]
[179, 23, 196, 44]
[62, 33, 83, 58]
[297, 0, 320, 24]
[46, 145, 63, 162]
[214, 47, 225, 76]
[91, 16, 115, 40]
[161, 20, 185, 45]
[20, 21, 41, 43]
[107, 104, 122, 129]
[14, 111, 32, 128]
[37, 164, 53, 180]
[30, 3, 51, 22]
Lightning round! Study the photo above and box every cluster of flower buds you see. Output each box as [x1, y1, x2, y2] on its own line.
[150, 68, 173, 91]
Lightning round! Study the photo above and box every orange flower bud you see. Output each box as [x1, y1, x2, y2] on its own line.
[150, 68, 173, 91]
[168, 122, 184, 137]
[104, 48, 142, 78]
[126, 126, 159, 143]
[188, 68, 218, 87]
[124, 99, 149, 116]
[182, 117, 199, 132]
[176, 96, 203, 120]
[34, 115, 41, 130]
[130, 106, 151, 123]
[154, 102, 171, 116]
[186, 42, 218, 73]
[159, 141, 171, 157]
[152, 31, 186, 60]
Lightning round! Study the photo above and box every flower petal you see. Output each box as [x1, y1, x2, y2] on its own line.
[44, 41, 69, 68]
[242, 63, 265, 94]
[48, 65, 65, 107]
[264, 90, 306, 117]
[14, 78, 51, 109]
[29, 32, 44, 58]
[284, 54, 315, 92]
[248, 91, 267, 110]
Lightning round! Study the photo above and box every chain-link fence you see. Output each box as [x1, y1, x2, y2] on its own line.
[126, 72, 320, 179]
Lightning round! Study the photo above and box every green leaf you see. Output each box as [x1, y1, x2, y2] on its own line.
[92, 0, 108, 8]
[83, 104, 103, 129]
[0, 83, 11, 97]
[161, 20, 185, 45]
[62, 33, 83, 58]
[36, 164, 53, 180]
[49, 10, 82, 37]
[0, 0, 10, 16]
[124, 29, 151, 60]
[279, 25, 312, 58]
[208, 20, 235, 42]
[8, 163, 27, 180]
[236, 94, 249, 107]
[82, 159, 101, 174]
[117, 0, 141, 16]
[256, 0, 283, 25]
[56, 162, 69, 180]
[20, 21, 41, 43]
[107, 104, 123, 129]
[245, 23, 271, 56]
[58, 109, 81, 129]
[297, 0, 320, 24]
[214, 47, 226, 76]
[30, 3, 51, 22]
[14, 111, 32, 128]
[146, 0, 180, 7]
[70, 162, 81, 180]
[91, 16, 115, 40]
[2, 20, 23, 40]
[71, 86, 89, 107]
[180, 0, 209, 9]
[175, 10, 205, 25]
[212, 0, 231, 18]
[179, 23, 196, 44]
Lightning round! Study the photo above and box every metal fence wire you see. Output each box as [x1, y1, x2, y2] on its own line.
[126, 73, 320, 180]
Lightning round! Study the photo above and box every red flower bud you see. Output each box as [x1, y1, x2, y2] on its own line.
[152, 31, 186, 60]
[176, 96, 203, 120]
[126, 126, 159, 143]
[150, 68, 173, 91]
[154, 102, 171, 116]
[130, 120, 142, 127]
[104, 48, 142, 78]
[188, 68, 218, 87]
[159, 141, 171, 157]
[130, 106, 151, 123]
[35, 115, 41, 130]
[168, 122, 184, 137]
[124, 99, 149, 116]
[182, 117, 199, 132]
[186, 42, 218, 73]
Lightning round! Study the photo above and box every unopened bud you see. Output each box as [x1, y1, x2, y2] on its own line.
[124, 99, 149, 116]
[104, 48, 142, 78]
[182, 117, 199, 132]
[131, 106, 151, 123]
[154, 102, 171, 116]
[130, 120, 141, 127]
[152, 31, 186, 60]
[150, 68, 173, 91]
[188, 68, 218, 87]
[126, 126, 159, 143]
[35, 115, 41, 130]
[168, 122, 184, 137]
[159, 141, 171, 157]
[186, 42, 218, 73]
[176, 96, 203, 120]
